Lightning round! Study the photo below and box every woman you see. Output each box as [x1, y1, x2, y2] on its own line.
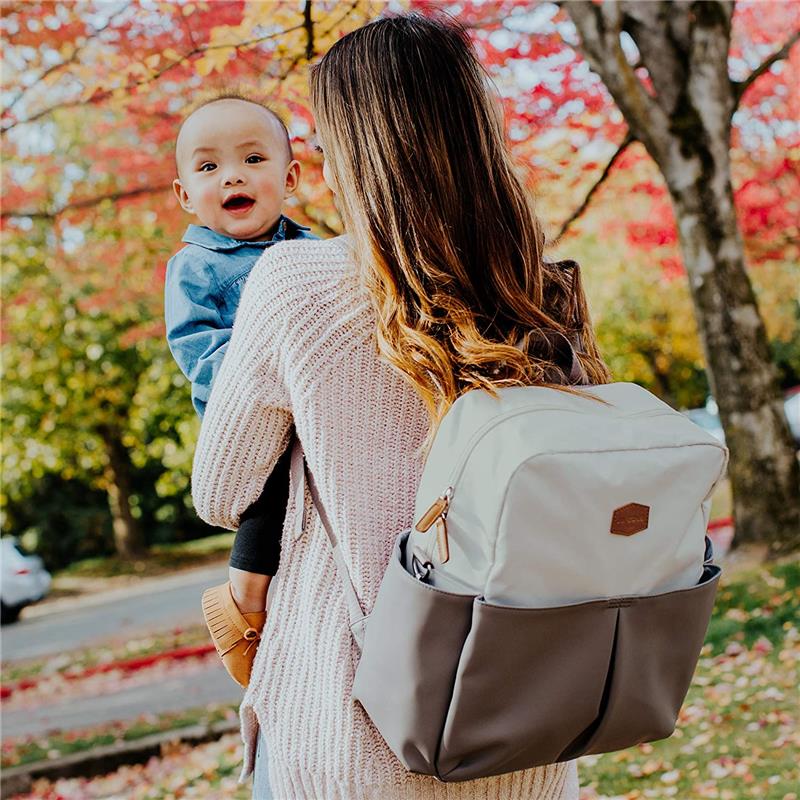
[192, 12, 612, 799]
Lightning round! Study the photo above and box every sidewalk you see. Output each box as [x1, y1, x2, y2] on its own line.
[23, 560, 230, 619]
[3, 561, 228, 663]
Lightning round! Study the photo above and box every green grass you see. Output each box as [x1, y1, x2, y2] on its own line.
[706, 558, 799, 654]
[54, 532, 235, 580]
[1, 704, 239, 769]
[23, 731, 255, 799]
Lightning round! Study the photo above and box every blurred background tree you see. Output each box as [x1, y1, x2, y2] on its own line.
[1, 0, 797, 566]
[562, 0, 798, 553]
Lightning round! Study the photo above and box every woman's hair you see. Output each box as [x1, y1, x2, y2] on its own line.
[310, 12, 611, 442]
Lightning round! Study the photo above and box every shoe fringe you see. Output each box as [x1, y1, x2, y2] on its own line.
[202, 586, 246, 656]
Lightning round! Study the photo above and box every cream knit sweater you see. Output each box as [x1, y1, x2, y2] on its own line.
[192, 236, 579, 799]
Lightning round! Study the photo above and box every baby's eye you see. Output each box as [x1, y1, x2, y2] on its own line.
[245, 154, 264, 164]
[199, 162, 216, 172]
[312, 143, 323, 154]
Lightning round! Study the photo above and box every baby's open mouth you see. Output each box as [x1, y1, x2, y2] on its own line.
[223, 194, 255, 212]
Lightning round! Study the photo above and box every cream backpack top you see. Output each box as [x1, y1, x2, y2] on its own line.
[405, 377, 728, 606]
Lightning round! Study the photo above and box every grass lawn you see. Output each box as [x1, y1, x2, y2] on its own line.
[1, 703, 239, 770]
[15, 731, 252, 800]
[53, 532, 235, 580]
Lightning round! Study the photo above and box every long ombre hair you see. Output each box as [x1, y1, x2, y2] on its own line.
[310, 13, 612, 442]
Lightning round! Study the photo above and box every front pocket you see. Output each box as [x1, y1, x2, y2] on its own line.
[569, 563, 721, 759]
[436, 564, 721, 781]
[437, 594, 618, 779]
[353, 530, 720, 783]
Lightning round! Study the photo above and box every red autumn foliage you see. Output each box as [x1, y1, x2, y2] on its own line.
[1, 0, 796, 324]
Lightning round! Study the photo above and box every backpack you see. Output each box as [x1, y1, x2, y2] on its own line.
[293, 331, 728, 782]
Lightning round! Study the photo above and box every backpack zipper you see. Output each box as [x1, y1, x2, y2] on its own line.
[446, 404, 674, 493]
[415, 486, 453, 564]
[414, 404, 675, 568]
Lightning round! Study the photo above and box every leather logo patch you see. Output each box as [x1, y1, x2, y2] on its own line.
[610, 502, 650, 536]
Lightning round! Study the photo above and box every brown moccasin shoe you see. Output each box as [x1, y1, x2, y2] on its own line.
[201, 581, 266, 688]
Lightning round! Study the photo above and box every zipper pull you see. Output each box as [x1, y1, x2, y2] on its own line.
[415, 488, 453, 566]
[415, 487, 452, 533]
[435, 516, 450, 564]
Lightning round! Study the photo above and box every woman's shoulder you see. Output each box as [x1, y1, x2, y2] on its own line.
[238, 235, 369, 343]
[249, 235, 354, 290]
[245, 235, 362, 320]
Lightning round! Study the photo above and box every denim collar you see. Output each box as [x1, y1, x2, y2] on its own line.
[182, 215, 310, 251]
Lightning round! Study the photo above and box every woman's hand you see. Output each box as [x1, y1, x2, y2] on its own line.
[229, 566, 271, 613]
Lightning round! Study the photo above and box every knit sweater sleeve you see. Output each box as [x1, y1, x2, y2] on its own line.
[190, 243, 298, 532]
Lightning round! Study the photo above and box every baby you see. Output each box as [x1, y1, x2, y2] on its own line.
[164, 93, 315, 687]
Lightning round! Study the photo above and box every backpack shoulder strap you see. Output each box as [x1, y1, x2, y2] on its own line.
[704, 534, 715, 566]
[516, 328, 589, 385]
[561, 332, 587, 385]
[289, 437, 367, 649]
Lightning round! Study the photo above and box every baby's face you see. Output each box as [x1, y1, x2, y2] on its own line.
[173, 100, 299, 241]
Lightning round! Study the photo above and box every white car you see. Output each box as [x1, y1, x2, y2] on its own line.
[1, 537, 51, 624]
[786, 389, 800, 444]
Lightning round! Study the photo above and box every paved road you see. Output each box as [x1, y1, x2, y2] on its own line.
[1, 563, 228, 662]
[0, 564, 273, 795]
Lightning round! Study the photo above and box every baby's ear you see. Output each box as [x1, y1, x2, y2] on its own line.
[173, 179, 194, 213]
[283, 160, 300, 198]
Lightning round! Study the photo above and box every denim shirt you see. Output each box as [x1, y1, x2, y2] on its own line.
[165, 216, 316, 417]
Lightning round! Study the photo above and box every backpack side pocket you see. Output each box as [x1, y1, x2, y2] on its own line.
[352, 530, 474, 778]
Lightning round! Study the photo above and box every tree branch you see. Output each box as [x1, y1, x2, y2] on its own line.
[3, 1, 364, 224]
[2, 3, 132, 118]
[2, 184, 172, 221]
[304, 0, 315, 61]
[731, 28, 800, 110]
[2, 24, 306, 134]
[269, 0, 357, 87]
[3, 0, 363, 135]
[562, 1, 669, 162]
[554, 131, 635, 241]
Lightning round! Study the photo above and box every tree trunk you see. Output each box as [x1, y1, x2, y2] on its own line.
[639, 346, 676, 410]
[99, 425, 147, 560]
[667, 174, 800, 554]
[564, 0, 800, 555]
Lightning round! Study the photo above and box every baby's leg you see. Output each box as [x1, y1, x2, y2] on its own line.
[230, 440, 293, 582]
[228, 567, 271, 613]
[202, 443, 293, 687]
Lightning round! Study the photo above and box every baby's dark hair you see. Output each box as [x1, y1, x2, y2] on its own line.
[177, 90, 293, 164]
